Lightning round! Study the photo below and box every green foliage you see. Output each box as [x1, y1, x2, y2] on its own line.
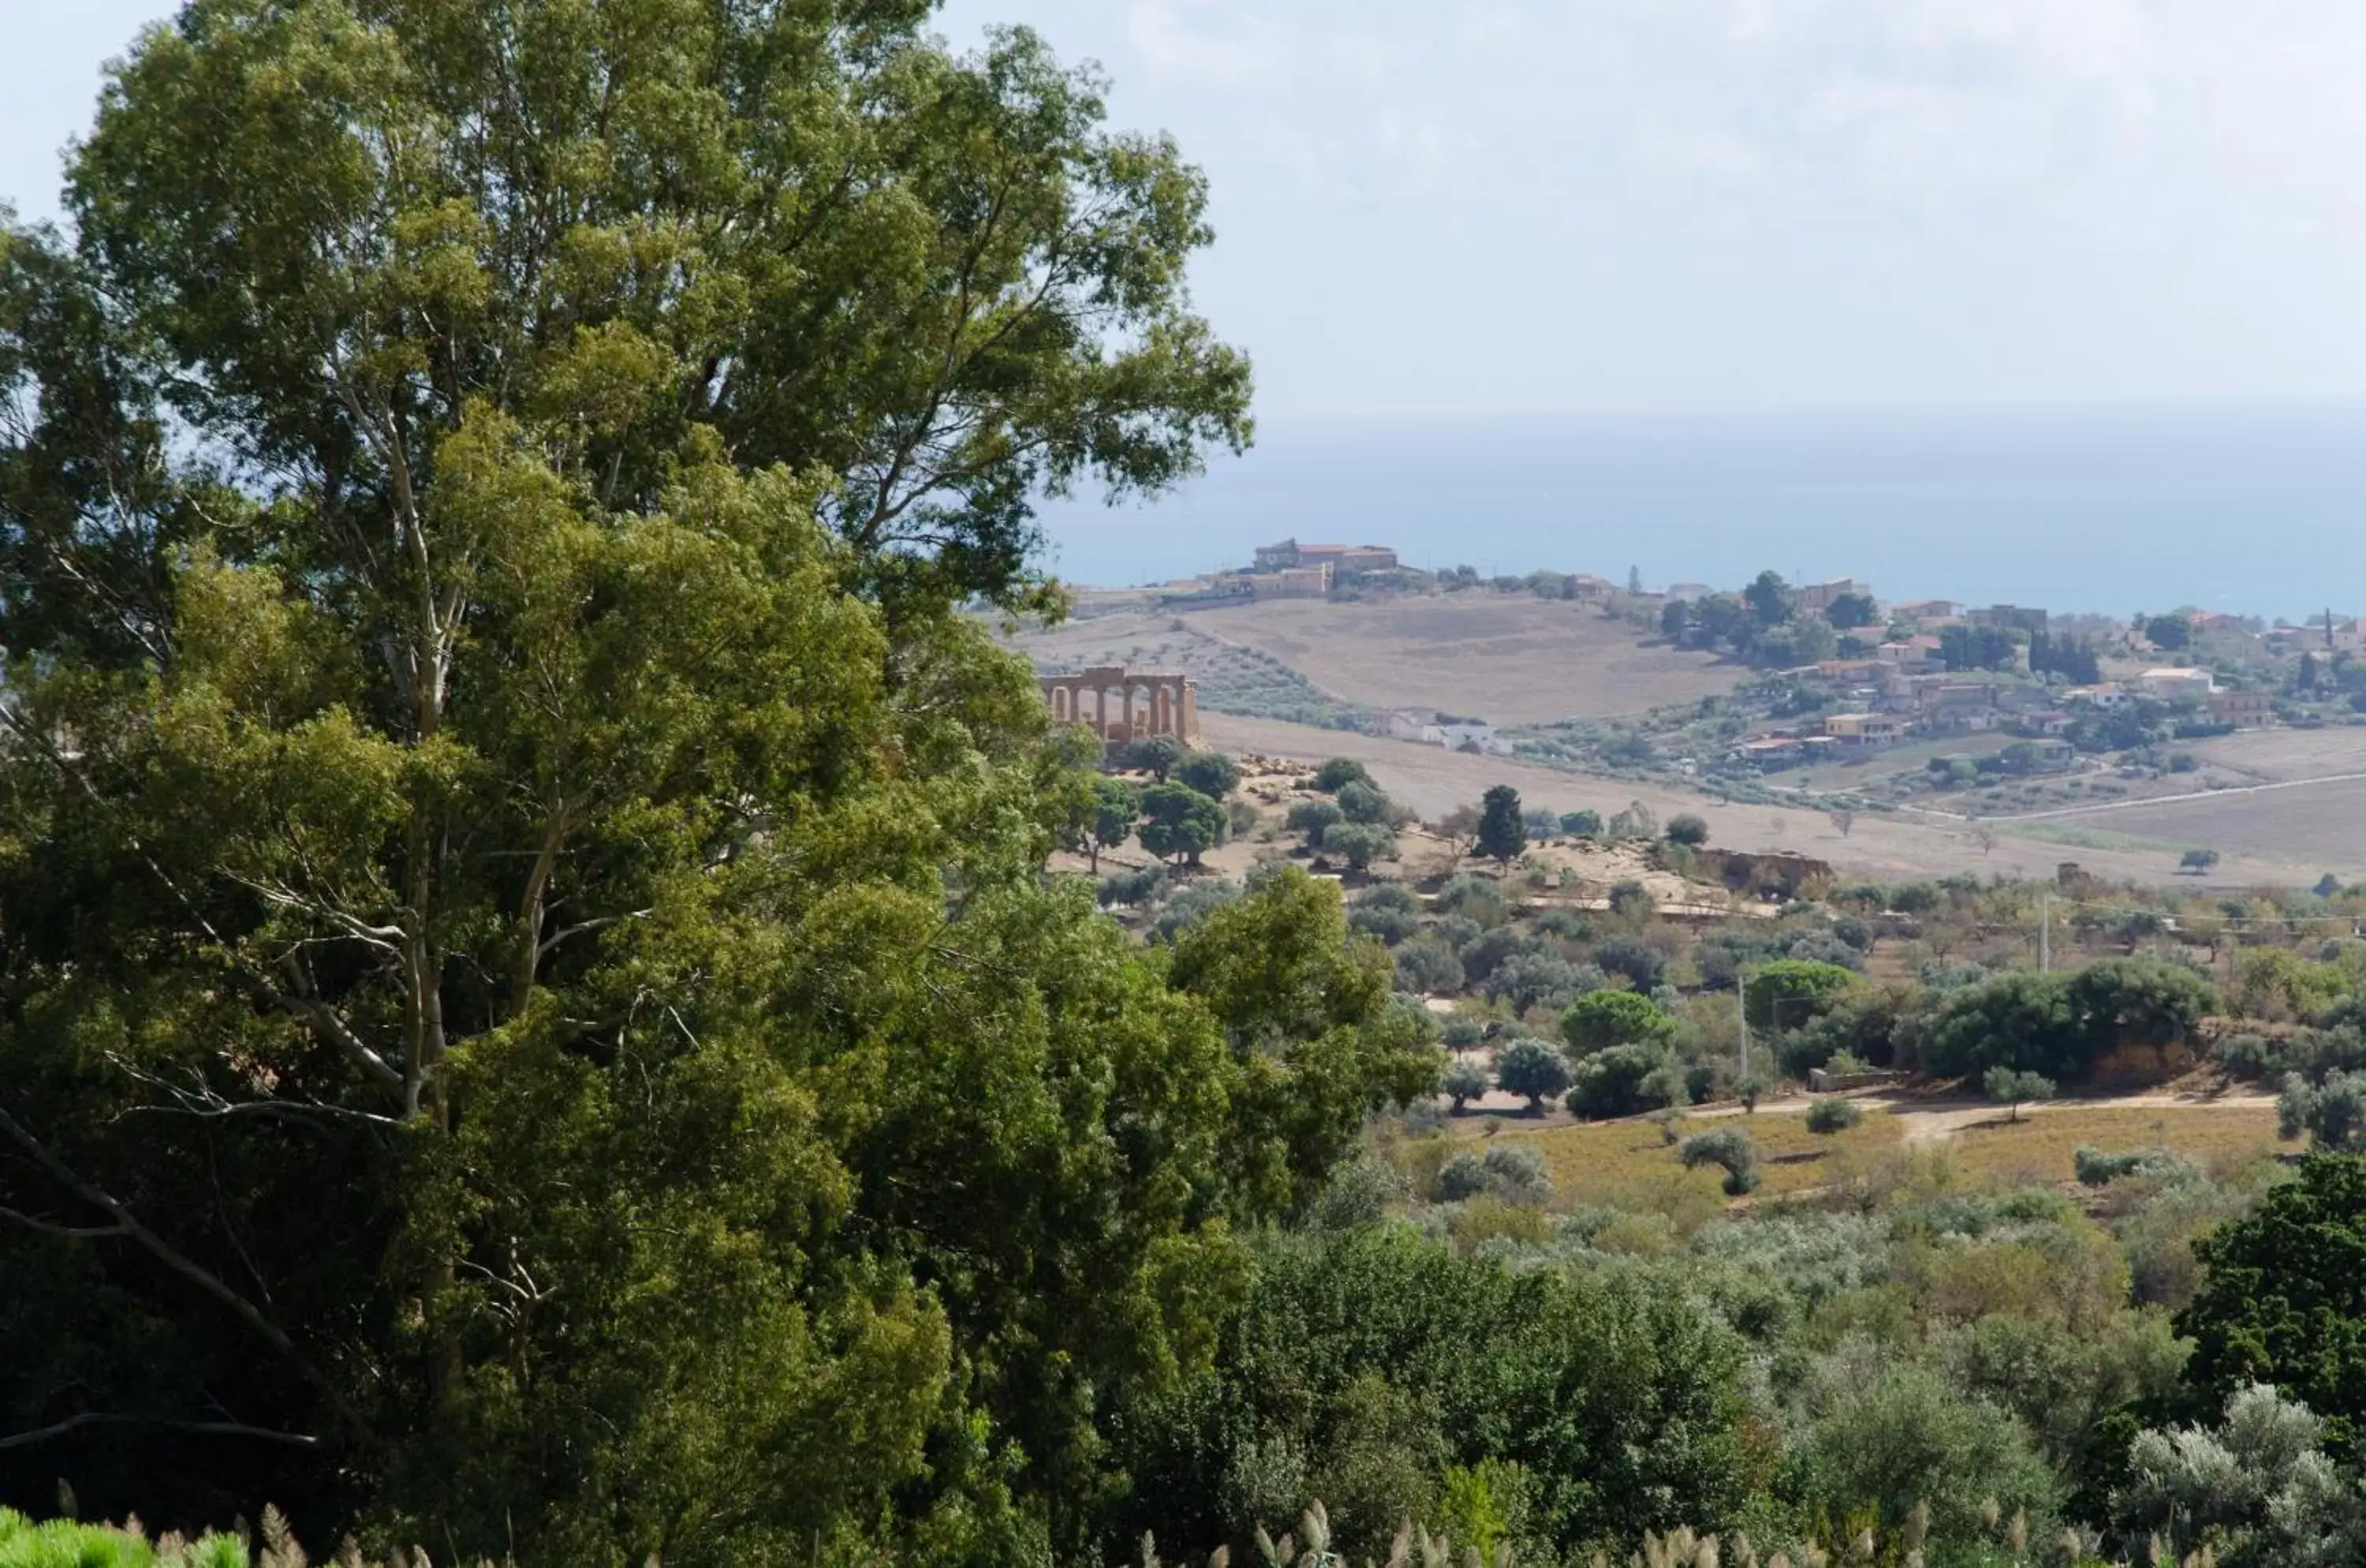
[2073, 1145, 2200, 1186]
[1396, 935, 1467, 996]
[1323, 822, 1398, 872]
[1476, 786, 1526, 864]
[1176, 751, 1242, 801]
[1439, 1144, 1551, 1205]
[1099, 862, 1170, 909]
[1983, 1066, 2058, 1120]
[1125, 734, 1189, 780]
[1493, 1037, 1573, 1112]
[1806, 1097, 1865, 1134]
[2182, 847, 2222, 873]
[1459, 926, 1541, 985]
[1442, 1058, 1491, 1112]
[2281, 1070, 2366, 1152]
[1678, 1128, 1760, 1196]
[1665, 813, 1711, 848]
[2178, 1156, 2366, 1446]
[1072, 775, 1141, 869]
[1566, 1044, 1677, 1120]
[1484, 954, 1597, 1015]
[1592, 934, 1668, 991]
[1561, 990, 1677, 1055]
[1348, 885, 1421, 946]
[1560, 809, 1603, 838]
[1435, 875, 1511, 928]
[2114, 1383, 2365, 1564]
[1103, 1226, 1754, 1560]
[1801, 1365, 2060, 1546]
[1336, 780, 1396, 825]
[1920, 970, 2077, 1077]
[1312, 758, 1375, 793]
[1742, 961, 1860, 1031]
[1140, 780, 1228, 864]
[1287, 797, 1345, 846]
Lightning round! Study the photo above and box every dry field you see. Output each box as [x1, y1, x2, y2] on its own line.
[1187, 595, 1744, 724]
[1940, 1103, 2285, 1186]
[1473, 1098, 2286, 1216]
[2017, 779, 2366, 879]
[2190, 725, 2366, 780]
[1197, 713, 2320, 887]
[1487, 1107, 1901, 1208]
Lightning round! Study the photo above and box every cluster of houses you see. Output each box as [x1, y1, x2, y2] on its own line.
[1731, 661, 2278, 772]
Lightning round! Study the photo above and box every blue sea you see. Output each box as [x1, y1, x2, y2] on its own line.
[1032, 401, 2366, 622]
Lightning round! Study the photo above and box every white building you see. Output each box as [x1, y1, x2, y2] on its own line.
[2135, 667, 2215, 703]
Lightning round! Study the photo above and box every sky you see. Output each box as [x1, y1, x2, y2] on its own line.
[11, 1, 2366, 419]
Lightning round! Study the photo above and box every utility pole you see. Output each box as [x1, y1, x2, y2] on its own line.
[1737, 975, 1749, 1083]
[2040, 890, 2052, 973]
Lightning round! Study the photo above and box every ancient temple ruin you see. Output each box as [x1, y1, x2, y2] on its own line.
[1039, 666, 1200, 745]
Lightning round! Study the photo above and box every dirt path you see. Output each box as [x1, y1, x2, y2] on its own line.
[1686, 1086, 2278, 1144]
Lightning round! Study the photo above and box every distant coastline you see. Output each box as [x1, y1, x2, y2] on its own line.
[1034, 398, 2366, 622]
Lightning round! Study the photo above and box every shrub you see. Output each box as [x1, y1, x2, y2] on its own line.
[1459, 925, 1540, 984]
[1784, 930, 1864, 971]
[1437, 1150, 1492, 1200]
[1982, 1066, 2057, 1122]
[1494, 1036, 1572, 1111]
[1486, 953, 1590, 1014]
[1349, 900, 1421, 946]
[1665, 812, 1710, 847]
[1441, 1015, 1485, 1051]
[1435, 874, 1510, 928]
[1175, 750, 1241, 800]
[1607, 880, 1657, 920]
[1801, 1365, 2060, 1544]
[2073, 1144, 2199, 1185]
[1679, 1128, 1761, 1196]
[1592, 933, 1667, 991]
[1480, 1142, 1552, 1203]
[1120, 734, 1186, 778]
[1533, 908, 1593, 941]
[1336, 780, 1394, 824]
[1442, 1057, 1491, 1111]
[1148, 878, 1244, 943]
[2279, 1068, 2366, 1152]
[1743, 959, 1860, 1031]
[1805, 1097, 1864, 1134]
[1918, 969, 2077, 1077]
[1395, 934, 1466, 995]
[1561, 990, 1677, 1055]
[1324, 822, 1397, 872]
[1560, 809, 1603, 837]
[1096, 864, 1168, 909]
[1313, 756, 1375, 793]
[1566, 1044, 1677, 1119]
[1286, 797, 1345, 846]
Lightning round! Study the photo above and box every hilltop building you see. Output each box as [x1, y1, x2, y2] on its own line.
[1252, 538, 1398, 576]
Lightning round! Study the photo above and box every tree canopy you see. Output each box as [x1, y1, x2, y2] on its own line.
[1476, 785, 1526, 864]
[0, 4, 1376, 1559]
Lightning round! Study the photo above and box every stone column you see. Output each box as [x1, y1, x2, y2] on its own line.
[1122, 683, 1136, 737]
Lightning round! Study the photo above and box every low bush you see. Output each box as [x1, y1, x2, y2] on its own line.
[1680, 1128, 1762, 1196]
[1805, 1097, 1864, 1134]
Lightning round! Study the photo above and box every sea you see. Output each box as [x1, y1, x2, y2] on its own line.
[1031, 400, 2366, 622]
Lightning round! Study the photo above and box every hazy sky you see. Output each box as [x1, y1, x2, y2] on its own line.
[15, 2, 2366, 416]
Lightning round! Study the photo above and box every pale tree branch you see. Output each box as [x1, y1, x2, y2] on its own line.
[0, 1411, 319, 1452]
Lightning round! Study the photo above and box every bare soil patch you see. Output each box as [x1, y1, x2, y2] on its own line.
[1188, 595, 1743, 724]
[1200, 714, 2317, 886]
